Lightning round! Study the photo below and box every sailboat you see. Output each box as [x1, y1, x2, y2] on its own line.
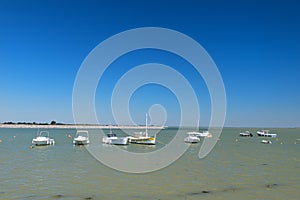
[128, 113, 156, 145]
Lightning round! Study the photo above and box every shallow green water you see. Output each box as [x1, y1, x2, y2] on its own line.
[0, 128, 299, 199]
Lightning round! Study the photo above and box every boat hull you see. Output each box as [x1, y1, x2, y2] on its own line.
[261, 139, 272, 144]
[257, 132, 277, 138]
[102, 137, 128, 145]
[32, 131, 55, 146]
[187, 131, 211, 138]
[257, 130, 277, 138]
[184, 136, 200, 143]
[128, 137, 156, 145]
[239, 132, 253, 137]
[32, 137, 55, 146]
[73, 139, 89, 145]
[73, 131, 89, 145]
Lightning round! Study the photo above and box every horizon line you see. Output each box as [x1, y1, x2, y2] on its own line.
[0, 123, 298, 129]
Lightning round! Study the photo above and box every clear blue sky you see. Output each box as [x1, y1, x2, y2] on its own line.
[0, 0, 299, 127]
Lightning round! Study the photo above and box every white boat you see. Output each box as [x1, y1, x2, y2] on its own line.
[184, 132, 201, 143]
[128, 113, 156, 145]
[187, 120, 212, 138]
[187, 130, 212, 138]
[32, 131, 55, 146]
[102, 129, 129, 145]
[73, 130, 90, 145]
[197, 130, 212, 137]
[261, 139, 272, 144]
[257, 130, 277, 138]
[239, 131, 253, 137]
[102, 134, 128, 145]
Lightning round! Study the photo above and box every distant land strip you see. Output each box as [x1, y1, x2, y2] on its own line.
[0, 123, 166, 129]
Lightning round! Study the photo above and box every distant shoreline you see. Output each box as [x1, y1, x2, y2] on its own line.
[0, 124, 166, 129]
[0, 124, 298, 129]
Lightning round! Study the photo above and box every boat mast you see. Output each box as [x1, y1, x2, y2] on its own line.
[146, 113, 148, 137]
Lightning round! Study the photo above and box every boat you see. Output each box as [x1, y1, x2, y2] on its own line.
[261, 139, 272, 144]
[102, 133, 128, 145]
[128, 113, 156, 145]
[257, 130, 277, 138]
[198, 130, 212, 137]
[187, 127, 212, 138]
[186, 131, 210, 138]
[73, 130, 90, 145]
[239, 131, 253, 137]
[184, 132, 201, 143]
[32, 131, 55, 146]
[186, 120, 212, 138]
[102, 127, 128, 145]
[128, 132, 156, 145]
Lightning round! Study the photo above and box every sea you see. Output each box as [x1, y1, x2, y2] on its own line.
[0, 128, 299, 200]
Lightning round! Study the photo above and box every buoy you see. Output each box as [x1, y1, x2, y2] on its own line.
[0, 139, 2, 143]
[13, 136, 16, 138]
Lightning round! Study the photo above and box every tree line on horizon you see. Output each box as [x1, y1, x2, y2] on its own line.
[2, 121, 63, 125]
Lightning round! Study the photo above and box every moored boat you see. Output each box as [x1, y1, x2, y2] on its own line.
[257, 130, 277, 138]
[32, 131, 55, 146]
[128, 133, 156, 145]
[239, 131, 253, 137]
[73, 130, 90, 145]
[186, 120, 212, 138]
[184, 132, 201, 143]
[128, 113, 156, 145]
[102, 133, 128, 145]
[187, 131, 212, 138]
[261, 139, 272, 144]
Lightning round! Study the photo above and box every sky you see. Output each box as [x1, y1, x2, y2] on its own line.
[0, 0, 299, 127]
